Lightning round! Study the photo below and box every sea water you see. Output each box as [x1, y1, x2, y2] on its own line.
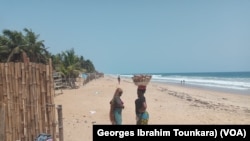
[118, 71, 250, 95]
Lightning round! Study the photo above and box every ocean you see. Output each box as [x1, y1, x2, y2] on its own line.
[115, 71, 250, 95]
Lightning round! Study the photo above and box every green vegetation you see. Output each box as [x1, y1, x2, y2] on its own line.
[0, 28, 98, 79]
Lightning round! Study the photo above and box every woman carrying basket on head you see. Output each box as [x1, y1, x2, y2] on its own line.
[135, 85, 149, 125]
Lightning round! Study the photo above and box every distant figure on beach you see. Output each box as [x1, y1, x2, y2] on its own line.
[109, 88, 124, 125]
[135, 85, 149, 125]
[117, 75, 121, 84]
[181, 80, 185, 85]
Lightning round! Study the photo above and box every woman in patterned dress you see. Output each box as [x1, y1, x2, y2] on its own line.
[135, 85, 149, 125]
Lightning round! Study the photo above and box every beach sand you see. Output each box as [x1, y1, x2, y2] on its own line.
[54, 76, 250, 141]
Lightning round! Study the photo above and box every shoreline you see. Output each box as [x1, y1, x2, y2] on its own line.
[54, 75, 250, 141]
[153, 81, 250, 96]
[115, 74, 250, 96]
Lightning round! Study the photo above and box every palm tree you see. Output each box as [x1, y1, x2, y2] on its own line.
[0, 35, 10, 61]
[0, 28, 98, 79]
[55, 48, 85, 88]
[83, 59, 95, 73]
[51, 53, 63, 70]
[0, 28, 51, 63]
[23, 28, 50, 64]
[1, 29, 26, 62]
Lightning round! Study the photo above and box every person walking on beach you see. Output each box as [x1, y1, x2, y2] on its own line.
[117, 75, 121, 84]
[135, 85, 149, 125]
[109, 87, 124, 125]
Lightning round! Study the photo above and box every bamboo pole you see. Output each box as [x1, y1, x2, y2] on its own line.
[5, 63, 12, 141]
[0, 63, 3, 102]
[0, 63, 4, 103]
[15, 63, 20, 139]
[21, 62, 26, 141]
[40, 65, 46, 133]
[57, 105, 63, 141]
[1, 63, 7, 106]
[49, 59, 57, 140]
[34, 63, 39, 140]
[25, 61, 32, 141]
[0, 103, 6, 141]
[9, 62, 15, 140]
[46, 64, 51, 134]
[10, 62, 16, 140]
[30, 63, 36, 139]
[0, 64, 5, 141]
[36, 64, 42, 133]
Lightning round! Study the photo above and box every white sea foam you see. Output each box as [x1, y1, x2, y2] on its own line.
[118, 72, 250, 93]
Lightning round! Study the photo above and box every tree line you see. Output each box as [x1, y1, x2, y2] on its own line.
[0, 28, 98, 80]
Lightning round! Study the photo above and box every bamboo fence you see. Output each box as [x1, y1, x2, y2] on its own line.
[0, 59, 57, 141]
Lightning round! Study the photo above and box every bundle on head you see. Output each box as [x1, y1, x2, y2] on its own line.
[132, 74, 152, 86]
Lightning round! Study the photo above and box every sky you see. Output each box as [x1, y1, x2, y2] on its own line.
[1, 0, 250, 74]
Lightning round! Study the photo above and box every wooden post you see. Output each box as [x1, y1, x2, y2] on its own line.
[0, 103, 6, 141]
[57, 105, 63, 141]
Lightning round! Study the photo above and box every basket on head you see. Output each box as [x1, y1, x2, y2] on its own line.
[132, 74, 152, 86]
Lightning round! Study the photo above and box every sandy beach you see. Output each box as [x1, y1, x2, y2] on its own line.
[54, 75, 250, 141]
